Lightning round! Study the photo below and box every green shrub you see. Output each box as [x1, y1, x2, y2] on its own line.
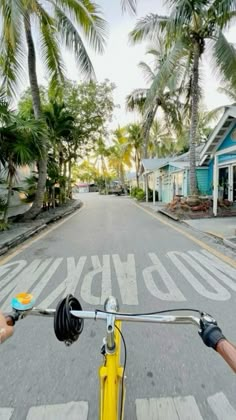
[131, 187, 144, 197]
[136, 190, 145, 201]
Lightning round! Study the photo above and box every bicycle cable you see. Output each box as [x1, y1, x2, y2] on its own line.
[54, 294, 84, 344]
[115, 325, 127, 420]
[94, 308, 205, 318]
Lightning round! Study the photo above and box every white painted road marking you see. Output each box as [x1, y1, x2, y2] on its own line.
[113, 254, 138, 304]
[26, 401, 88, 420]
[0, 408, 14, 420]
[143, 252, 186, 301]
[207, 392, 236, 420]
[0, 392, 235, 419]
[168, 251, 231, 301]
[136, 395, 203, 420]
[81, 255, 111, 305]
[2, 250, 236, 307]
[174, 396, 203, 420]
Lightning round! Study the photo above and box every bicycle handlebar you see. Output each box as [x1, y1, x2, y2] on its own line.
[7, 306, 209, 328]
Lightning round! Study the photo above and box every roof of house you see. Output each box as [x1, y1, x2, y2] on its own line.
[140, 144, 206, 174]
[172, 144, 205, 163]
[200, 105, 236, 165]
[141, 158, 169, 173]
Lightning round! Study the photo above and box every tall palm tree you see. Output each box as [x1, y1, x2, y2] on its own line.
[0, 99, 45, 223]
[108, 127, 132, 188]
[127, 123, 143, 187]
[129, 0, 236, 195]
[127, 39, 184, 158]
[0, 1, 106, 218]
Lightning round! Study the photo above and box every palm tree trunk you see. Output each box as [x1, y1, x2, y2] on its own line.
[142, 102, 159, 158]
[3, 166, 14, 224]
[67, 159, 72, 199]
[23, 13, 47, 219]
[135, 150, 139, 188]
[189, 41, 200, 196]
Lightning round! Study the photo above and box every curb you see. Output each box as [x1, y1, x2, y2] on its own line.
[158, 209, 179, 221]
[223, 237, 236, 250]
[0, 224, 47, 256]
[0, 201, 82, 256]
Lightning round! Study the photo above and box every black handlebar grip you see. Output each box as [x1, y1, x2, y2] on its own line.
[6, 312, 20, 326]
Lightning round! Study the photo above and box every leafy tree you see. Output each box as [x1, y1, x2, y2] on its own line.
[108, 127, 132, 189]
[127, 123, 143, 187]
[0, 100, 46, 223]
[0, 1, 106, 218]
[72, 161, 99, 183]
[127, 37, 184, 158]
[62, 80, 115, 152]
[129, 0, 236, 194]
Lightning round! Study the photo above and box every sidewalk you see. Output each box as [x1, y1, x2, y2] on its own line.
[137, 200, 236, 250]
[0, 200, 82, 256]
[183, 217, 236, 249]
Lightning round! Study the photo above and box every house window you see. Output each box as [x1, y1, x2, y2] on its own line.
[231, 129, 236, 141]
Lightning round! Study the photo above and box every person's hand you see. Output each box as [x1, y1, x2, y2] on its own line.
[199, 315, 225, 350]
[0, 311, 14, 344]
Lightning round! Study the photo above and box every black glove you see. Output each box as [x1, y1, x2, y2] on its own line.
[199, 316, 225, 350]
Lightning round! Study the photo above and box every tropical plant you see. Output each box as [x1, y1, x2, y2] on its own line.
[129, 0, 236, 195]
[108, 127, 132, 189]
[121, 0, 137, 13]
[0, 1, 106, 218]
[73, 161, 99, 184]
[0, 100, 46, 222]
[126, 38, 184, 158]
[127, 123, 143, 187]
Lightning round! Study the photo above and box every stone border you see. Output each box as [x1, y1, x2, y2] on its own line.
[0, 200, 82, 256]
[223, 237, 236, 250]
[158, 209, 180, 221]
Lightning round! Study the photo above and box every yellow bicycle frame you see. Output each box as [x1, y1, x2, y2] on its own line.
[99, 320, 125, 420]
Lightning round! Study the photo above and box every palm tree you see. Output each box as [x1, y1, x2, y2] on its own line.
[0, 100, 45, 223]
[129, 0, 236, 194]
[127, 123, 143, 187]
[127, 39, 184, 158]
[218, 82, 236, 103]
[149, 120, 178, 158]
[0, 1, 106, 218]
[108, 127, 132, 189]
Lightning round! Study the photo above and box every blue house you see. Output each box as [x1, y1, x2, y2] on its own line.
[140, 105, 236, 213]
[140, 145, 209, 204]
[200, 105, 236, 215]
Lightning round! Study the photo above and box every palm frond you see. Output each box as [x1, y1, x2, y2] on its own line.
[138, 61, 155, 84]
[54, 7, 96, 79]
[211, 30, 236, 87]
[0, 0, 25, 97]
[144, 38, 188, 113]
[121, 0, 137, 14]
[54, 0, 107, 54]
[218, 85, 236, 102]
[39, 16, 65, 89]
[126, 89, 147, 113]
[129, 14, 169, 44]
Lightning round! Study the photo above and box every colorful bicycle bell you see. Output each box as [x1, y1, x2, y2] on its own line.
[11, 292, 35, 311]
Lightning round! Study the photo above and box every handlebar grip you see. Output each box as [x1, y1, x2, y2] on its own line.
[5, 312, 19, 326]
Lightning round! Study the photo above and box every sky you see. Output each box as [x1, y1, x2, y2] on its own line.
[36, 0, 236, 129]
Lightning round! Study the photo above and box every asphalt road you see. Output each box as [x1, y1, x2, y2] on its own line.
[0, 193, 236, 420]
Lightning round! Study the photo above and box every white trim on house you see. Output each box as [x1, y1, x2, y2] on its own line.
[200, 106, 236, 165]
[216, 144, 236, 156]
